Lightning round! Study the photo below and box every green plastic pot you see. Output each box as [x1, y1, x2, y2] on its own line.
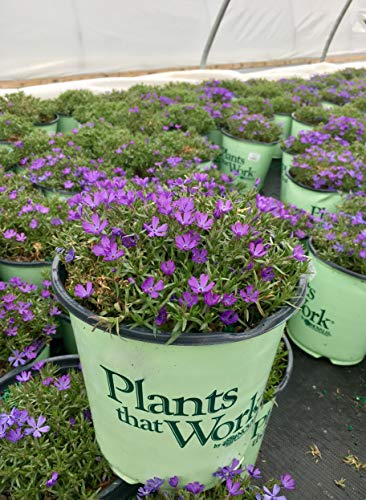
[287, 239, 366, 366]
[58, 313, 78, 354]
[34, 114, 59, 135]
[33, 182, 78, 200]
[207, 128, 222, 147]
[321, 101, 339, 110]
[220, 130, 277, 190]
[57, 114, 80, 134]
[51, 257, 306, 488]
[281, 149, 295, 174]
[272, 114, 292, 159]
[280, 171, 343, 216]
[0, 258, 51, 288]
[243, 336, 293, 467]
[290, 113, 314, 138]
[0, 141, 13, 152]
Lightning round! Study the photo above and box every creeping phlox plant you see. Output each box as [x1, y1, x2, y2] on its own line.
[0, 363, 113, 498]
[0, 279, 58, 375]
[59, 187, 307, 338]
[222, 113, 282, 144]
[0, 175, 70, 262]
[136, 460, 295, 499]
[290, 146, 366, 192]
[311, 195, 366, 276]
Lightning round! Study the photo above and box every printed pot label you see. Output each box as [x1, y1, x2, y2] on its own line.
[288, 254, 366, 365]
[220, 134, 274, 189]
[69, 313, 285, 485]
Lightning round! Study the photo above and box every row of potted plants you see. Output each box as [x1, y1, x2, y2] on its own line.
[1, 70, 366, 496]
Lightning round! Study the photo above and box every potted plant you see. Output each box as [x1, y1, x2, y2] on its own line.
[220, 112, 282, 189]
[51, 184, 307, 487]
[270, 95, 298, 159]
[157, 103, 215, 136]
[290, 106, 330, 138]
[280, 145, 365, 216]
[52, 89, 95, 132]
[320, 86, 351, 108]
[0, 277, 59, 380]
[0, 356, 117, 497]
[287, 195, 366, 365]
[319, 115, 366, 144]
[0, 175, 70, 286]
[0, 113, 33, 150]
[33, 99, 60, 135]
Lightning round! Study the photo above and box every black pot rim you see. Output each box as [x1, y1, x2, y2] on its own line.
[34, 114, 59, 127]
[51, 255, 307, 346]
[220, 128, 279, 146]
[0, 257, 51, 267]
[308, 237, 366, 281]
[286, 170, 339, 194]
[0, 338, 49, 386]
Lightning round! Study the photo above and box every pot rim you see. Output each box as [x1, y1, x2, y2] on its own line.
[275, 335, 293, 395]
[51, 255, 307, 346]
[34, 114, 59, 127]
[0, 257, 51, 267]
[308, 237, 366, 281]
[291, 112, 318, 127]
[285, 171, 340, 194]
[220, 128, 279, 146]
[274, 112, 293, 117]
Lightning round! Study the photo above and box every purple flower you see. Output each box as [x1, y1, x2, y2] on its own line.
[54, 374, 71, 391]
[185, 481, 205, 496]
[15, 371, 32, 383]
[222, 293, 237, 306]
[247, 464, 262, 478]
[160, 260, 175, 275]
[221, 310, 239, 325]
[74, 282, 94, 299]
[8, 349, 26, 367]
[24, 415, 50, 438]
[226, 478, 244, 496]
[249, 242, 269, 258]
[141, 277, 164, 299]
[42, 377, 53, 386]
[292, 244, 307, 262]
[240, 285, 259, 303]
[231, 222, 250, 238]
[203, 291, 221, 306]
[43, 323, 57, 336]
[262, 484, 286, 500]
[32, 361, 45, 371]
[260, 267, 275, 282]
[169, 476, 179, 488]
[45, 472, 59, 488]
[191, 247, 208, 264]
[280, 473, 295, 490]
[180, 291, 199, 308]
[195, 212, 214, 230]
[213, 458, 243, 480]
[215, 199, 233, 216]
[155, 306, 168, 326]
[81, 213, 108, 235]
[69, 417, 76, 426]
[65, 248, 75, 263]
[6, 427, 23, 442]
[175, 232, 201, 251]
[188, 274, 215, 294]
[144, 216, 168, 237]
[3, 229, 16, 239]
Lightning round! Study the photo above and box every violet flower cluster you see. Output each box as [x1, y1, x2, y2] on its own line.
[60, 186, 307, 337]
[137, 459, 295, 499]
[0, 278, 59, 374]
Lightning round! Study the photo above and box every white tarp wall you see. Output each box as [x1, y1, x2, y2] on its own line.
[1, 0, 366, 81]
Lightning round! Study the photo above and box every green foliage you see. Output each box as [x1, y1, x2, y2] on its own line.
[293, 106, 330, 126]
[53, 89, 97, 115]
[157, 103, 215, 135]
[0, 113, 33, 141]
[0, 364, 112, 498]
[222, 113, 282, 143]
[271, 95, 298, 115]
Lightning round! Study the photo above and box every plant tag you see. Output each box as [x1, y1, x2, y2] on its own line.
[248, 152, 261, 162]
